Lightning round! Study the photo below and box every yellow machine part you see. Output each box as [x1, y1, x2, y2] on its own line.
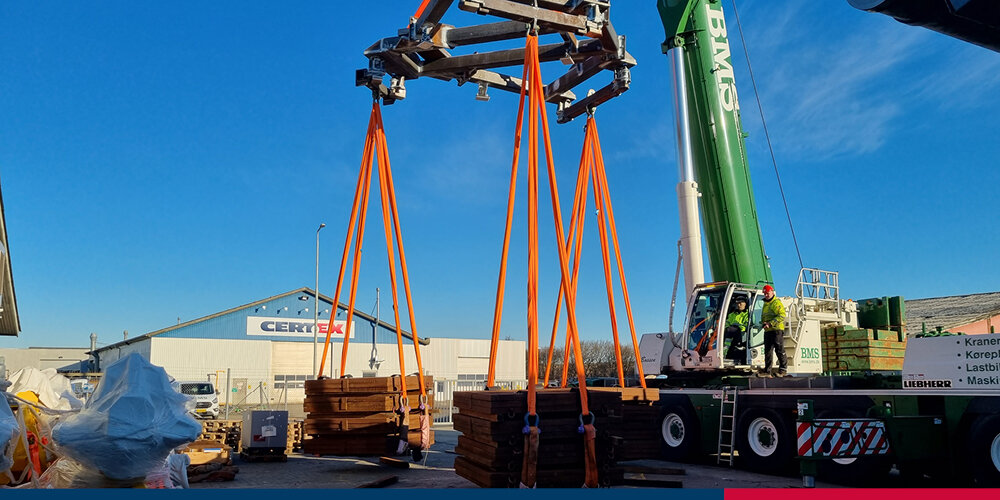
[8, 392, 55, 481]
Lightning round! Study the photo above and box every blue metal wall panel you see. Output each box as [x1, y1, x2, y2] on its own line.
[159, 294, 420, 344]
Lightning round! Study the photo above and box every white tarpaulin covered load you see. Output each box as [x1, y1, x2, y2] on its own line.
[52, 353, 201, 480]
[6, 368, 82, 411]
[0, 400, 15, 473]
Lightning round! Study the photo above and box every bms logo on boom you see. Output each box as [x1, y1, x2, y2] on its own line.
[705, 2, 740, 113]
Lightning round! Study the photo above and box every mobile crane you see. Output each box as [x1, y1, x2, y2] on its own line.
[352, 0, 1000, 486]
[634, 0, 1000, 486]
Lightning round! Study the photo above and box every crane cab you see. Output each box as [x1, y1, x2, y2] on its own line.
[667, 282, 767, 372]
[639, 269, 858, 378]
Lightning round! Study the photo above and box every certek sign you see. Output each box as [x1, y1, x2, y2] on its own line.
[902, 333, 1000, 390]
[245, 316, 355, 339]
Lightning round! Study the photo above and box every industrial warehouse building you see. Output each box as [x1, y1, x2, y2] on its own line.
[905, 291, 1000, 335]
[91, 288, 526, 404]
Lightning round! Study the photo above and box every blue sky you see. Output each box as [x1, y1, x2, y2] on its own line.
[1, 1, 998, 349]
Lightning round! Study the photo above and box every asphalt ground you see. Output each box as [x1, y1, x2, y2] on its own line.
[190, 426, 844, 489]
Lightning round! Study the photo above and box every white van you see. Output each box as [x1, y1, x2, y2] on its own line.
[178, 381, 220, 420]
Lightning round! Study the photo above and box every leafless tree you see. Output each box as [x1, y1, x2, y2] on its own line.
[533, 340, 638, 384]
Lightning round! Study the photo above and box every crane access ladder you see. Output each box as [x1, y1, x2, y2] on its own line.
[716, 386, 738, 466]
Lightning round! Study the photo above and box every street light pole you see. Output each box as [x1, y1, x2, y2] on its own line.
[313, 222, 326, 378]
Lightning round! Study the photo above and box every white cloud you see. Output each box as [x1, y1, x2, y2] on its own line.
[737, 10, 930, 161]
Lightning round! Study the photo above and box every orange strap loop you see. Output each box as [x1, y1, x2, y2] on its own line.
[319, 104, 376, 380]
[486, 47, 531, 388]
[543, 122, 593, 388]
[589, 120, 646, 386]
[485, 34, 595, 487]
[545, 115, 647, 389]
[525, 35, 591, 418]
[318, 100, 427, 401]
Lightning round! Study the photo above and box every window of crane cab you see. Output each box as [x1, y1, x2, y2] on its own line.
[748, 294, 766, 348]
[686, 288, 726, 351]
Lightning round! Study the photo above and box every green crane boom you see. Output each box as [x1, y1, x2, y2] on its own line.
[658, 0, 772, 287]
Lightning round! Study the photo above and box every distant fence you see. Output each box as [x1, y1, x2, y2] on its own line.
[433, 379, 527, 424]
[216, 378, 529, 423]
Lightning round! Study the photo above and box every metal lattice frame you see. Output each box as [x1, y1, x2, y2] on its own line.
[356, 0, 635, 123]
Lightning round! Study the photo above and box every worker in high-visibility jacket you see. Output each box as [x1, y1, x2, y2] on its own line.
[761, 285, 787, 377]
[723, 296, 749, 362]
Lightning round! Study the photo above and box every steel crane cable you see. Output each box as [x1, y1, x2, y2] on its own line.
[730, 0, 805, 270]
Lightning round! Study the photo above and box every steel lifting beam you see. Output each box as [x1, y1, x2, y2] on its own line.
[357, 0, 633, 123]
[457, 0, 601, 37]
[413, 0, 456, 28]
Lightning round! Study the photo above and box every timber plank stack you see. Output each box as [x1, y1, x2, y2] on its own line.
[822, 325, 907, 372]
[453, 388, 628, 488]
[200, 419, 243, 452]
[287, 420, 304, 452]
[595, 387, 661, 461]
[303, 375, 434, 456]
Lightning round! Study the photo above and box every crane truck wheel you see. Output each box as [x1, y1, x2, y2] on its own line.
[658, 404, 699, 461]
[735, 408, 795, 474]
[967, 414, 1000, 486]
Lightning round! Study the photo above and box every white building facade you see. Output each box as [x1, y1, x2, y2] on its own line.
[92, 288, 526, 404]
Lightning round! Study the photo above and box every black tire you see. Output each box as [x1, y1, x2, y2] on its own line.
[659, 404, 700, 461]
[735, 408, 795, 474]
[967, 415, 1000, 486]
[814, 410, 892, 486]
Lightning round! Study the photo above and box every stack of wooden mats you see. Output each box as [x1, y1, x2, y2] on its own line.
[452, 388, 626, 488]
[598, 387, 660, 461]
[822, 326, 907, 372]
[302, 375, 434, 456]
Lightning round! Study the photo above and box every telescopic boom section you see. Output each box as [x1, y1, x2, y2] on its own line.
[357, 0, 636, 123]
[658, 0, 772, 287]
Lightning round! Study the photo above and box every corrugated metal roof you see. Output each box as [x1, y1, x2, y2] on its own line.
[92, 287, 428, 354]
[905, 291, 1000, 334]
[0, 177, 19, 336]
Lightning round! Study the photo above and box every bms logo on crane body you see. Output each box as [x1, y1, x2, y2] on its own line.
[705, 3, 740, 113]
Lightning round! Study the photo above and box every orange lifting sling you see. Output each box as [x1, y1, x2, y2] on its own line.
[484, 33, 598, 489]
[316, 100, 431, 450]
[542, 115, 647, 390]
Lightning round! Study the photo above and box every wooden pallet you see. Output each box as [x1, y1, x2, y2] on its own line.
[202, 419, 242, 431]
[198, 432, 228, 442]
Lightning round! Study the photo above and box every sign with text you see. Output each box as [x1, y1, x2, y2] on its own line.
[902, 333, 1000, 390]
[245, 316, 355, 339]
